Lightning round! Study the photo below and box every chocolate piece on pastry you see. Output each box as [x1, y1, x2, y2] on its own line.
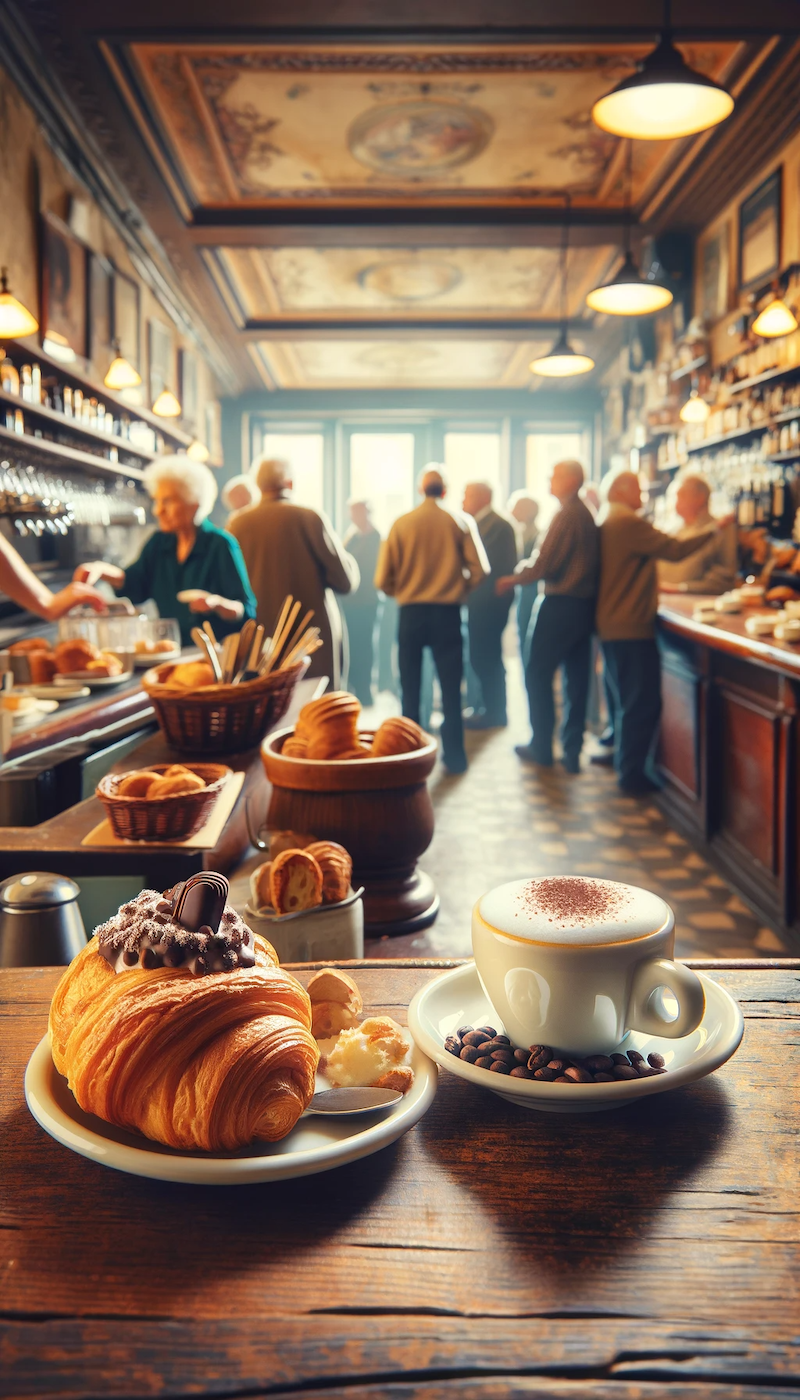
[269, 848, 323, 914]
[305, 841, 352, 904]
[307, 966, 362, 1038]
[49, 887, 318, 1150]
[370, 716, 426, 757]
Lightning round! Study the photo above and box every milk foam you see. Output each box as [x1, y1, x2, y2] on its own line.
[478, 877, 670, 947]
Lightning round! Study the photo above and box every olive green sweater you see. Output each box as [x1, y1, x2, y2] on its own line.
[597, 503, 717, 641]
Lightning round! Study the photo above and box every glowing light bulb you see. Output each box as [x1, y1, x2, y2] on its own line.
[592, 37, 734, 140]
[152, 388, 182, 418]
[679, 390, 710, 423]
[0, 268, 38, 338]
[751, 298, 798, 339]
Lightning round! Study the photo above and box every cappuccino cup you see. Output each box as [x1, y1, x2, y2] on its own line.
[472, 876, 705, 1057]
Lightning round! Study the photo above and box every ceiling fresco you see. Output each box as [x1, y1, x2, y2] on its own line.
[250, 336, 553, 389]
[205, 244, 618, 323]
[122, 42, 741, 211]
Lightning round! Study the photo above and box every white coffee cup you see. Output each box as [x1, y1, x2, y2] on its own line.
[472, 876, 705, 1056]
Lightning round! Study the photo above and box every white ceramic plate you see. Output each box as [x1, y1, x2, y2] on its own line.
[133, 649, 180, 669]
[408, 962, 743, 1114]
[18, 684, 91, 701]
[25, 1035, 437, 1185]
[56, 671, 134, 689]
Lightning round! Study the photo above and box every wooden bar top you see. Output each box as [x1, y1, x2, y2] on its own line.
[2, 958, 799, 1399]
[659, 593, 800, 677]
[4, 671, 154, 762]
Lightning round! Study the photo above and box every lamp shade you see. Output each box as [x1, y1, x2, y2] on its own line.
[679, 389, 710, 423]
[751, 298, 798, 339]
[0, 268, 38, 338]
[586, 252, 673, 317]
[592, 36, 734, 140]
[152, 388, 182, 418]
[529, 331, 595, 378]
[104, 345, 142, 390]
[187, 439, 210, 462]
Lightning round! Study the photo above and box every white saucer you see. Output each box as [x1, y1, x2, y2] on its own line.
[408, 962, 743, 1114]
[56, 671, 134, 689]
[25, 1035, 437, 1184]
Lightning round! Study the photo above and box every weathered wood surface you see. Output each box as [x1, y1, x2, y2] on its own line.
[1, 960, 799, 1399]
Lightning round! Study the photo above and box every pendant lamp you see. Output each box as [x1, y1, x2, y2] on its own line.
[104, 340, 142, 390]
[679, 386, 710, 423]
[751, 297, 798, 339]
[592, 0, 734, 140]
[586, 142, 673, 317]
[530, 196, 595, 378]
[187, 439, 210, 462]
[152, 388, 182, 417]
[0, 267, 38, 338]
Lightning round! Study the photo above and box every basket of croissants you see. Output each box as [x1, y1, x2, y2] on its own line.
[141, 658, 305, 754]
[96, 762, 232, 841]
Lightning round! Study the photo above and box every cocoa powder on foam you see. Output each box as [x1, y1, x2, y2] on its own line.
[514, 877, 630, 926]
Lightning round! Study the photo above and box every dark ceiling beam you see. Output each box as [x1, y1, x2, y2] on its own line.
[188, 208, 633, 242]
[239, 319, 598, 338]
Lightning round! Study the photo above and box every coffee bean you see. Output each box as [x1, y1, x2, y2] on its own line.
[612, 1065, 638, 1079]
[444, 1036, 461, 1056]
[648, 1052, 666, 1069]
[513, 1048, 529, 1064]
[460, 1046, 480, 1063]
[477, 1026, 497, 1039]
[564, 1066, 592, 1083]
[489, 1060, 511, 1074]
[475, 1042, 495, 1056]
[509, 1066, 536, 1079]
[456, 1026, 473, 1038]
[491, 1035, 511, 1046]
[475, 1056, 494, 1070]
[533, 1067, 556, 1081]
[490, 1048, 514, 1063]
[554, 1076, 571, 1083]
[628, 1050, 645, 1064]
[461, 1031, 486, 1048]
[527, 1047, 551, 1070]
[584, 1054, 615, 1073]
[547, 1059, 568, 1074]
[636, 1065, 657, 1077]
[593, 1072, 615, 1082]
[611, 1053, 630, 1065]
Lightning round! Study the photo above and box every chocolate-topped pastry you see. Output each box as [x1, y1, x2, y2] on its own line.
[96, 876, 255, 975]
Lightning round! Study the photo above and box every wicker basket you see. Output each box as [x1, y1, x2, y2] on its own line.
[141, 660, 305, 754]
[96, 763, 232, 842]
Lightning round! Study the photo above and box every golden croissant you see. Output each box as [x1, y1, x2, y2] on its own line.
[49, 888, 319, 1152]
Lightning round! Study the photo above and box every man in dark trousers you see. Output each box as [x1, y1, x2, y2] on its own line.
[342, 498, 382, 705]
[375, 466, 488, 775]
[462, 482, 519, 728]
[497, 459, 598, 774]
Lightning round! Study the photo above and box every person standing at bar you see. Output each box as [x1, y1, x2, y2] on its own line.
[229, 457, 358, 688]
[462, 482, 518, 729]
[597, 470, 733, 796]
[375, 465, 488, 775]
[658, 473, 737, 595]
[497, 459, 598, 773]
[341, 498, 382, 705]
[506, 490, 540, 664]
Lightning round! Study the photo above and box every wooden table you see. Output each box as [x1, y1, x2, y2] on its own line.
[2, 958, 799, 1399]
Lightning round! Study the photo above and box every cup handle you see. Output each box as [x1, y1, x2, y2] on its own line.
[628, 958, 706, 1038]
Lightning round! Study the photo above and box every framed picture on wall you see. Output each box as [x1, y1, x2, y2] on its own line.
[739, 170, 781, 290]
[113, 269, 140, 373]
[148, 319, 174, 406]
[88, 253, 114, 370]
[40, 211, 88, 361]
[178, 346, 198, 428]
[701, 225, 730, 322]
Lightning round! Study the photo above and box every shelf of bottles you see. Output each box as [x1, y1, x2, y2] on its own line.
[0, 342, 190, 481]
[0, 457, 146, 542]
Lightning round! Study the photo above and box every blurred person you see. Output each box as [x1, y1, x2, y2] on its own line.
[581, 482, 601, 517]
[507, 490, 540, 664]
[597, 470, 733, 795]
[658, 473, 737, 595]
[228, 457, 358, 688]
[497, 460, 598, 774]
[462, 482, 518, 728]
[0, 535, 105, 621]
[221, 474, 260, 528]
[342, 498, 382, 705]
[75, 455, 255, 645]
[375, 465, 488, 775]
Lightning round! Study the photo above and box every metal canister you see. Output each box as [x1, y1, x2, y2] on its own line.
[0, 872, 86, 967]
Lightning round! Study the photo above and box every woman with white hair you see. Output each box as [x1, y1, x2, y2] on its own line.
[221, 473, 260, 527]
[74, 454, 256, 644]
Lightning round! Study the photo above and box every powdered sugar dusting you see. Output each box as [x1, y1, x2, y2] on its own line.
[514, 877, 630, 927]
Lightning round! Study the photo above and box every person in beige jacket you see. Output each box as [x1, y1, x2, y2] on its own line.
[598, 470, 733, 795]
[228, 458, 358, 688]
[375, 465, 489, 774]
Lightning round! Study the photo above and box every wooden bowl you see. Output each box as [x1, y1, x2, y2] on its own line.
[261, 728, 439, 935]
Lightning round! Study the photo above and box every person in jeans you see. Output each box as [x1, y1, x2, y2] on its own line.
[462, 482, 519, 729]
[375, 466, 488, 775]
[506, 490, 540, 665]
[341, 498, 382, 705]
[497, 460, 598, 774]
[597, 470, 733, 796]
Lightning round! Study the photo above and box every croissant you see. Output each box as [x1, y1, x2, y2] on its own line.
[49, 894, 319, 1152]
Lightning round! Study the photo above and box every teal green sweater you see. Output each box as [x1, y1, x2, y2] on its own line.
[119, 520, 256, 644]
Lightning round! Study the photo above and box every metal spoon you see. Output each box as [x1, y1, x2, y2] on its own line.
[305, 1087, 402, 1115]
[190, 627, 223, 682]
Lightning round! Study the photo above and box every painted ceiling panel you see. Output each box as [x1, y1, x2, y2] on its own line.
[251, 337, 554, 388]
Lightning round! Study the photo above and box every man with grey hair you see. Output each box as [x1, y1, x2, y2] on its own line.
[497, 459, 598, 773]
[598, 469, 733, 795]
[462, 481, 518, 728]
[228, 456, 358, 688]
[375, 465, 489, 774]
[658, 473, 736, 595]
[221, 474, 260, 527]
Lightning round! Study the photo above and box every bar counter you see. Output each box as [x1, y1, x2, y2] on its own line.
[657, 595, 800, 946]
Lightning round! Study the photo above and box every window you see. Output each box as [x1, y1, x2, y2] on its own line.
[348, 432, 416, 541]
[258, 433, 325, 511]
[443, 432, 502, 512]
[525, 432, 585, 528]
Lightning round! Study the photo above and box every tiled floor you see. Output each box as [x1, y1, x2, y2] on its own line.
[230, 659, 794, 962]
